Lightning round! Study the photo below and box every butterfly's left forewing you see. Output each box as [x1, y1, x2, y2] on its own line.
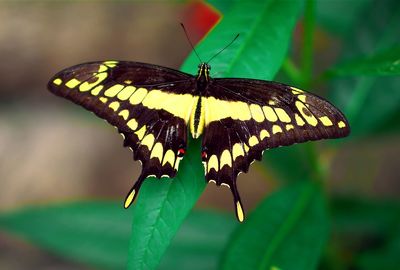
[48, 61, 198, 207]
[201, 78, 350, 221]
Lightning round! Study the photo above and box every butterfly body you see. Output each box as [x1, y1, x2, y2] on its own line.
[48, 60, 349, 222]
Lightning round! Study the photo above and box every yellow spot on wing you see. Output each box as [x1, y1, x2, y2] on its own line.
[98, 65, 108, 73]
[338, 121, 346, 128]
[208, 155, 218, 172]
[109, 101, 120, 111]
[66, 78, 80, 88]
[104, 84, 124, 97]
[150, 142, 163, 160]
[268, 100, 276, 105]
[118, 110, 129, 120]
[174, 157, 182, 170]
[117, 86, 136, 100]
[204, 96, 252, 125]
[127, 119, 138, 131]
[319, 116, 333, 126]
[141, 134, 155, 150]
[248, 136, 259, 147]
[134, 125, 146, 140]
[91, 85, 104, 96]
[291, 87, 304, 94]
[124, 189, 136, 208]
[262, 106, 278, 122]
[244, 143, 250, 153]
[236, 201, 245, 222]
[275, 108, 291, 123]
[295, 113, 305, 126]
[79, 73, 107, 92]
[130, 88, 148, 105]
[250, 104, 265, 122]
[286, 124, 294, 131]
[53, 78, 62, 85]
[297, 94, 306, 103]
[124, 80, 132, 84]
[104, 60, 118, 67]
[220, 150, 232, 169]
[162, 149, 175, 166]
[272, 125, 282, 134]
[296, 101, 318, 126]
[232, 143, 244, 160]
[260, 129, 270, 140]
[99, 97, 108, 103]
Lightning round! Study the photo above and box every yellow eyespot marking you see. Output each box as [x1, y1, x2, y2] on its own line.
[127, 119, 138, 131]
[291, 87, 304, 94]
[124, 80, 132, 84]
[297, 94, 307, 103]
[65, 78, 81, 88]
[260, 129, 270, 140]
[220, 150, 232, 169]
[236, 201, 244, 222]
[338, 121, 346, 128]
[104, 60, 118, 67]
[91, 85, 104, 96]
[124, 189, 136, 208]
[286, 124, 294, 131]
[244, 143, 250, 153]
[249, 104, 265, 122]
[53, 78, 62, 85]
[150, 142, 164, 160]
[208, 155, 219, 172]
[232, 143, 245, 160]
[272, 125, 283, 134]
[319, 116, 333, 126]
[109, 101, 120, 111]
[174, 157, 182, 170]
[262, 106, 278, 122]
[295, 113, 305, 126]
[104, 84, 124, 97]
[248, 136, 259, 147]
[162, 149, 175, 166]
[134, 125, 146, 140]
[80, 73, 107, 92]
[268, 100, 276, 105]
[141, 134, 155, 150]
[129, 87, 148, 105]
[296, 101, 318, 126]
[118, 110, 129, 120]
[117, 86, 136, 100]
[275, 108, 291, 123]
[99, 97, 108, 103]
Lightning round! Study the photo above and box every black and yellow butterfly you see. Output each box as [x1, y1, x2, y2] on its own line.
[48, 60, 349, 222]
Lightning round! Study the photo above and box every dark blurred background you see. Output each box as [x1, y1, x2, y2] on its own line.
[0, 1, 398, 269]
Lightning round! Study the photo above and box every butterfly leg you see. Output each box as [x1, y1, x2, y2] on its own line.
[123, 173, 147, 208]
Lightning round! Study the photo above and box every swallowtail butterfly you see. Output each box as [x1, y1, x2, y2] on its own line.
[48, 56, 349, 222]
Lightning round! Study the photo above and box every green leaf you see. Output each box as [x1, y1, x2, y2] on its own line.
[127, 1, 303, 269]
[127, 138, 205, 270]
[220, 182, 329, 270]
[0, 202, 130, 269]
[329, 0, 400, 136]
[329, 46, 400, 76]
[159, 211, 237, 270]
[0, 203, 237, 270]
[182, 0, 303, 80]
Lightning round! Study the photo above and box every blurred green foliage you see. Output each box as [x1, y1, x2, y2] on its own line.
[1, 0, 399, 269]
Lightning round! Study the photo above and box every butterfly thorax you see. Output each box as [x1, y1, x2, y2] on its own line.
[196, 63, 211, 93]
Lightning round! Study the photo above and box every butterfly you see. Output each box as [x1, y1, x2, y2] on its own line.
[48, 59, 350, 222]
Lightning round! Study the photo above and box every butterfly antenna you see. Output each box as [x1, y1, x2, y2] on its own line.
[180, 23, 202, 63]
[206, 33, 239, 64]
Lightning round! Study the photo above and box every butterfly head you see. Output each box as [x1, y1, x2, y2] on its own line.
[197, 62, 211, 82]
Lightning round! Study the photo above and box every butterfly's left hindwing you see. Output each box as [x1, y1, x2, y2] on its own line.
[47, 61, 197, 207]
